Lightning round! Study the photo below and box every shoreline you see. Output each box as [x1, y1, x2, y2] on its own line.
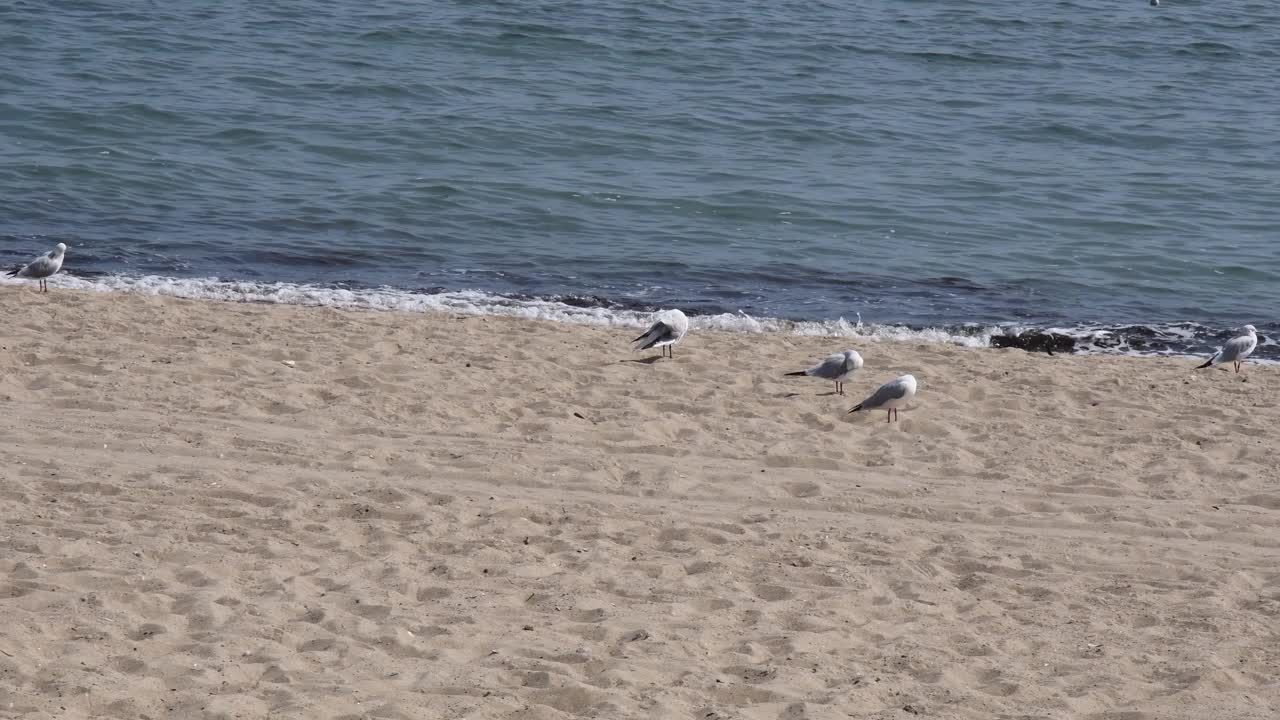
[2, 289, 1277, 718]
[2, 273, 1269, 362]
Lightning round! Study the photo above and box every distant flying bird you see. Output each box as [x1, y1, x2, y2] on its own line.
[849, 374, 918, 423]
[6, 242, 67, 292]
[633, 309, 689, 358]
[785, 349, 864, 395]
[1196, 325, 1257, 373]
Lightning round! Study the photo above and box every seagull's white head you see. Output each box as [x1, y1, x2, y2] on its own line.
[1244, 324, 1257, 334]
[844, 350, 864, 369]
[54, 243, 67, 254]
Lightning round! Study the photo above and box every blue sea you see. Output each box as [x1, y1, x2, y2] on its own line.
[2, 1, 1277, 357]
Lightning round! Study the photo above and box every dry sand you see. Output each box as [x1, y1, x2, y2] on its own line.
[1, 289, 1278, 719]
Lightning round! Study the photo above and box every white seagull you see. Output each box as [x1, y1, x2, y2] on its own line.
[849, 374, 917, 423]
[633, 308, 689, 358]
[7, 243, 67, 293]
[785, 349, 864, 395]
[1196, 324, 1258, 373]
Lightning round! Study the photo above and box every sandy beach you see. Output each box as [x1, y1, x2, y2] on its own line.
[1, 289, 1277, 719]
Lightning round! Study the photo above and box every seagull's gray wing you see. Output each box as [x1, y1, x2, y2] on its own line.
[807, 353, 848, 379]
[857, 379, 910, 410]
[1216, 335, 1252, 363]
[16, 255, 56, 278]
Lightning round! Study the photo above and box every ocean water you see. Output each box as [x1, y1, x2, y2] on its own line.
[1, 1, 1277, 357]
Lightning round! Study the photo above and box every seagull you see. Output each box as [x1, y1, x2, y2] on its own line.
[633, 308, 689, 358]
[848, 374, 917, 423]
[6, 242, 67, 292]
[1196, 324, 1257, 373]
[785, 349, 864, 395]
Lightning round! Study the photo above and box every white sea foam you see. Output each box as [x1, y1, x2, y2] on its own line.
[4, 272, 997, 346]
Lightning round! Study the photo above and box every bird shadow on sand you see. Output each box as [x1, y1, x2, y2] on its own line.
[621, 356, 668, 365]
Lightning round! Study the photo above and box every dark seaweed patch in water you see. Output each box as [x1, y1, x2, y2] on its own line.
[1177, 42, 1238, 57]
[406, 285, 451, 296]
[546, 294, 615, 309]
[358, 28, 426, 42]
[991, 331, 1075, 355]
[926, 276, 989, 292]
[901, 51, 1039, 67]
[231, 249, 377, 270]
